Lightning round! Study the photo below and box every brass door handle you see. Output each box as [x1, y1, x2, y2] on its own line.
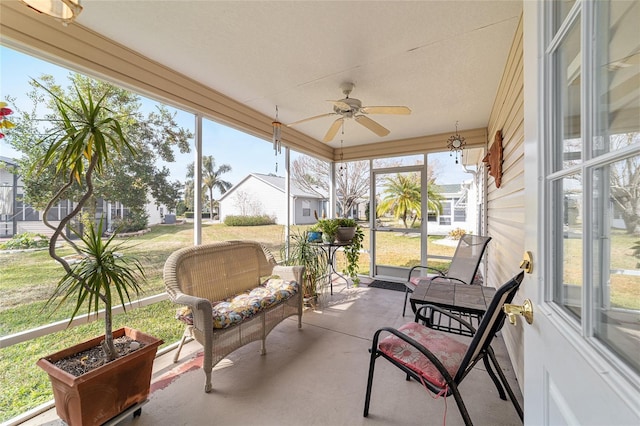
[503, 299, 534, 325]
[519, 251, 533, 274]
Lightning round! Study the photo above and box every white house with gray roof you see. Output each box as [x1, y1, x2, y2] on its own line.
[218, 173, 327, 225]
[427, 181, 479, 236]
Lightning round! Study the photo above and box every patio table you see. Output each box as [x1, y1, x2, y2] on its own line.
[409, 279, 496, 336]
[313, 241, 351, 295]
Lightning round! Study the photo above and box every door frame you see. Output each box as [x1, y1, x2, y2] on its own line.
[369, 162, 424, 281]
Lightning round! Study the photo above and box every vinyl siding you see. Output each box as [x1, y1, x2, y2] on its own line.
[485, 14, 526, 388]
[219, 176, 287, 223]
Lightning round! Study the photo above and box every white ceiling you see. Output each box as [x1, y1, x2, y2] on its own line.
[76, 0, 522, 149]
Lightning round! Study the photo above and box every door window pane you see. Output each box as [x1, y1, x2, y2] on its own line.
[553, 19, 582, 171]
[594, 0, 640, 157]
[553, 0, 577, 34]
[372, 170, 421, 277]
[552, 175, 583, 319]
[592, 156, 640, 372]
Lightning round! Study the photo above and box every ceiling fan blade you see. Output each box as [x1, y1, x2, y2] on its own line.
[355, 115, 390, 137]
[330, 100, 351, 111]
[287, 112, 336, 127]
[323, 118, 344, 142]
[360, 106, 411, 115]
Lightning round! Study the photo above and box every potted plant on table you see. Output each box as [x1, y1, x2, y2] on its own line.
[313, 218, 340, 243]
[334, 217, 358, 243]
[32, 82, 162, 425]
[312, 217, 364, 286]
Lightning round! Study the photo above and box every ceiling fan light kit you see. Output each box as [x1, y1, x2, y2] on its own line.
[287, 83, 411, 143]
[21, 0, 82, 25]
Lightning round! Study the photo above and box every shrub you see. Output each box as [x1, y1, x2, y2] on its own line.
[0, 232, 49, 250]
[175, 201, 187, 216]
[448, 228, 468, 240]
[184, 212, 211, 219]
[632, 241, 640, 268]
[223, 215, 276, 226]
[112, 210, 148, 233]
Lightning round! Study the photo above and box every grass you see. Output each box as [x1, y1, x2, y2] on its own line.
[560, 230, 640, 310]
[0, 222, 638, 422]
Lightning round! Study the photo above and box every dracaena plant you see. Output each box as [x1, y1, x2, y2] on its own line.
[34, 80, 143, 361]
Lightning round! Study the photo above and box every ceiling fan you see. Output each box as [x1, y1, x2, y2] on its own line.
[287, 83, 411, 142]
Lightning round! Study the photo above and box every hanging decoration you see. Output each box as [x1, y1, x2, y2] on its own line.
[272, 106, 282, 172]
[338, 121, 346, 177]
[446, 121, 466, 164]
[482, 130, 504, 188]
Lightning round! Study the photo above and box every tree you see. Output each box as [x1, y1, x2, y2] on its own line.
[291, 155, 369, 218]
[375, 173, 443, 228]
[6, 74, 192, 229]
[609, 133, 640, 235]
[33, 80, 143, 361]
[186, 155, 232, 218]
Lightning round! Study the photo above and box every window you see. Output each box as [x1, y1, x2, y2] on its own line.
[439, 200, 452, 225]
[546, 0, 640, 373]
[453, 198, 466, 222]
[302, 200, 311, 217]
[439, 217, 452, 226]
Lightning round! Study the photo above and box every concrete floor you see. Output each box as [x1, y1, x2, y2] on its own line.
[22, 280, 523, 426]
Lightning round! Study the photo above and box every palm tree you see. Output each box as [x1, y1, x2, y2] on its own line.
[187, 155, 232, 220]
[376, 173, 443, 228]
[35, 81, 143, 361]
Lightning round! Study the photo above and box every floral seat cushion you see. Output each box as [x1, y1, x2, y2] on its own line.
[378, 322, 469, 388]
[408, 274, 441, 288]
[175, 278, 299, 329]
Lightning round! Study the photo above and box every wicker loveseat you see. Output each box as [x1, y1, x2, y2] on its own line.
[163, 240, 304, 392]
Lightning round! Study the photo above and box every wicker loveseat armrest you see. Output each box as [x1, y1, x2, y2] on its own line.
[171, 293, 213, 333]
[273, 265, 305, 287]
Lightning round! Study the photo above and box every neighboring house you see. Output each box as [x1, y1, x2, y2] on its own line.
[218, 173, 327, 225]
[0, 156, 169, 237]
[428, 181, 478, 235]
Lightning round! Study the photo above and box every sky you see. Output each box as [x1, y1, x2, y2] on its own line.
[1, 46, 470, 198]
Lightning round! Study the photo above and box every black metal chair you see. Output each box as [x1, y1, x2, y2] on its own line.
[403, 234, 492, 316]
[365, 271, 525, 426]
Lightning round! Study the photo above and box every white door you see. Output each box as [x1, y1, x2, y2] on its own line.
[522, 1, 640, 424]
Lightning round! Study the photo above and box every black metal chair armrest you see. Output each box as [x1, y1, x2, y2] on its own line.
[415, 304, 477, 335]
[430, 275, 467, 285]
[407, 265, 446, 279]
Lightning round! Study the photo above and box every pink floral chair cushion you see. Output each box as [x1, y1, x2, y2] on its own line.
[378, 322, 469, 388]
[409, 274, 440, 287]
[175, 278, 299, 329]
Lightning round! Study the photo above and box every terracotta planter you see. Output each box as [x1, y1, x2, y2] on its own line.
[335, 226, 356, 243]
[37, 327, 163, 426]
